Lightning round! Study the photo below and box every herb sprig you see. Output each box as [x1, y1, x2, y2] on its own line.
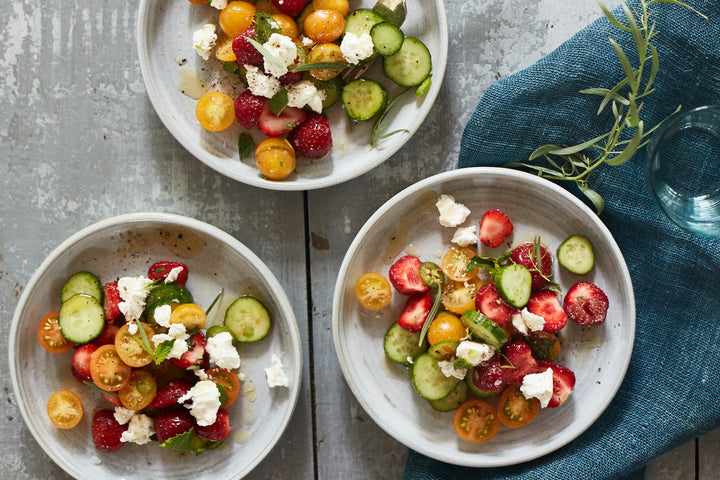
[505, 0, 706, 213]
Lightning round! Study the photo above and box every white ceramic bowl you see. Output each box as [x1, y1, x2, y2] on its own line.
[136, 0, 448, 190]
[332, 167, 635, 467]
[9, 213, 302, 480]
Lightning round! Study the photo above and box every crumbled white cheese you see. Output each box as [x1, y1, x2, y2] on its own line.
[127, 322, 138, 335]
[245, 64, 282, 98]
[193, 24, 217, 61]
[406, 356, 414, 365]
[520, 367, 554, 408]
[262, 33, 298, 78]
[210, 0, 228, 9]
[452, 226, 477, 247]
[113, 406, 135, 426]
[206, 331, 241, 370]
[521, 308, 546, 332]
[286, 80, 326, 113]
[195, 368, 209, 381]
[178, 380, 221, 426]
[301, 35, 314, 48]
[167, 322, 187, 338]
[151, 323, 189, 360]
[455, 341, 496, 366]
[436, 194, 471, 227]
[164, 266, 184, 284]
[340, 32, 375, 65]
[438, 359, 467, 380]
[154, 304, 172, 328]
[265, 354, 289, 388]
[120, 413, 155, 445]
[117, 276, 153, 322]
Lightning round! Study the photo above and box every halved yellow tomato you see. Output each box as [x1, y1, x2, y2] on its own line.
[114, 322, 154, 368]
[354, 272, 392, 311]
[441, 277, 483, 315]
[118, 370, 157, 411]
[441, 245, 478, 282]
[47, 390, 83, 429]
[169, 303, 207, 330]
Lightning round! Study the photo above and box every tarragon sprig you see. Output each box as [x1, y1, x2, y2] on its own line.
[505, 0, 706, 214]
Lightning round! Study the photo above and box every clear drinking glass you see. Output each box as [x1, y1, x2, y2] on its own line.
[648, 105, 720, 237]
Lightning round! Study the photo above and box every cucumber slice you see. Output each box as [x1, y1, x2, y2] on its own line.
[382, 37, 432, 87]
[342, 79, 387, 122]
[206, 325, 237, 341]
[58, 293, 105, 344]
[427, 340, 457, 361]
[384, 321, 427, 366]
[343, 9, 386, 38]
[459, 310, 507, 349]
[494, 264, 532, 308]
[224, 296, 271, 343]
[410, 353, 460, 401]
[557, 234, 595, 274]
[60, 271, 103, 304]
[428, 379, 468, 412]
[370, 22, 403, 57]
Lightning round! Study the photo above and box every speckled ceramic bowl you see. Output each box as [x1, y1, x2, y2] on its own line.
[333, 167, 635, 467]
[9, 213, 302, 480]
[136, 0, 448, 190]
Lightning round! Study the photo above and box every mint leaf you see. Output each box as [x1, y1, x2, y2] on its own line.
[254, 12, 282, 44]
[153, 339, 175, 364]
[160, 429, 195, 451]
[269, 88, 288, 116]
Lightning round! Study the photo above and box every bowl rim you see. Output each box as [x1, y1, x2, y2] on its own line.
[8, 211, 303, 479]
[135, 0, 449, 191]
[331, 166, 636, 467]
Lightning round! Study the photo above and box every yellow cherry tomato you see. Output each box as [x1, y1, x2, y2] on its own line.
[195, 91, 235, 132]
[114, 322, 154, 368]
[215, 34, 237, 62]
[307, 43, 344, 80]
[255, 137, 297, 180]
[271, 13, 300, 40]
[218, 1, 256, 38]
[312, 0, 349, 17]
[441, 278, 483, 315]
[254, 0, 280, 14]
[47, 390, 84, 429]
[427, 312, 467, 345]
[441, 245, 479, 282]
[303, 9, 345, 43]
[354, 273, 392, 311]
[170, 303, 207, 330]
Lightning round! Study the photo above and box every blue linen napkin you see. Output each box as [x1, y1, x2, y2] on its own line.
[404, 1, 720, 478]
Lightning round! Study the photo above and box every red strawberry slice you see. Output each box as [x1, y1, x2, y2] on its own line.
[170, 332, 207, 370]
[147, 261, 189, 286]
[92, 409, 128, 452]
[478, 209, 514, 248]
[103, 282, 123, 322]
[537, 361, 576, 408]
[154, 407, 195, 444]
[101, 392, 123, 408]
[388, 255, 429, 296]
[149, 378, 193, 410]
[397, 293, 433, 333]
[232, 25, 263, 67]
[500, 340, 539, 384]
[71, 343, 99, 383]
[195, 408, 232, 442]
[475, 283, 516, 326]
[564, 282, 609, 327]
[92, 321, 120, 347]
[271, 0, 308, 16]
[287, 112, 333, 159]
[527, 290, 568, 332]
[511, 241, 553, 290]
[257, 104, 307, 137]
[467, 353, 503, 395]
[234, 91, 267, 129]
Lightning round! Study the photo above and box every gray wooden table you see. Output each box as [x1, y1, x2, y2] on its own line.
[1, 0, 717, 478]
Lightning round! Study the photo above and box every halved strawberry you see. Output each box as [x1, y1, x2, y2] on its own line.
[475, 283, 516, 326]
[478, 209, 514, 248]
[149, 378, 193, 410]
[234, 91, 267, 130]
[538, 361, 576, 408]
[287, 112, 333, 159]
[195, 408, 232, 442]
[147, 261, 189, 286]
[92, 409, 128, 452]
[397, 293, 433, 333]
[564, 282, 609, 327]
[388, 255, 429, 296]
[500, 340, 539, 384]
[103, 282, 122, 322]
[466, 353, 503, 395]
[232, 25, 263, 67]
[101, 392, 123, 408]
[527, 290, 568, 332]
[257, 104, 307, 137]
[170, 332, 207, 370]
[154, 407, 195, 444]
[71, 343, 99, 383]
[271, 0, 308, 16]
[511, 241, 553, 290]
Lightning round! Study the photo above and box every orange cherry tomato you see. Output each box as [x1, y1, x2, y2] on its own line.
[303, 9, 345, 43]
[254, 0, 280, 14]
[206, 366, 242, 407]
[271, 13, 300, 40]
[354, 273, 392, 311]
[90, 344, 132, 392]
[37, 310, 74, 354]
[426, 312, 466, 345]
[46, 390, 84, 429]
[306, 43, 344, 80]
[215, 34, 237, 62]
[114, 322, 154, 368]
[169, 303, 207, 330]
[441, 277, 483, 315]
[453, 399, 501, 443]
[312, 0, 349, 17]
[255, 137, 297, 180]
[195, 91, 235, 132]
[118, 370, 157, 411]
[441, 245, 478, 282]
[218, 1, 257, 38]
[498, 384, 540, 429]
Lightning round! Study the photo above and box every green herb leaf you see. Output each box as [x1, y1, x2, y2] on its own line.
[254, 12, 282, 44]
[418, 287, 443, 347]
[160, 429, 196, 451]
[269, 88, 289, 116]
[238, 133, 254, 159]
[153, 339, 175, 365]
[291, 61, 350, 72]
[205, 288, 225, 316]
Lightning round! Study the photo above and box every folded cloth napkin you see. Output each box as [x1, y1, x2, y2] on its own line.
[404, 0, 720, 479]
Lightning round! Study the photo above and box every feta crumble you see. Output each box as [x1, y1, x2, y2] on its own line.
[436, 194, 471, 227]
[151, 322, 189, 360]
[262, 33, 298, 78]
[438, 359, 467, 380]
[455, 341, 496, 366]
[193, 24, 217, 61]
[164, 266, 184, 284]
[511, 308, 546, 335]
[117, 276, 153, 322]
[245, 64, 282, 98]
[178, 380, 222, 426]
[210, 0, 228, 9]
[452, 226, 477, 247]
[154, 303, 172, 328]
[340, 32, 374, 65]
[120, 413, 155, 445]
[286, 80, 326, 113]
[520, 367, 554, 408]
[206, 331, 241, 370]
[265, 354, 289, 388]
[113, 406, 135, 426]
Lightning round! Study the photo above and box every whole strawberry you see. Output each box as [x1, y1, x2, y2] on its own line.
[149, 378, 193, 410]
[232, 25, 263, 68]
[271, 0, 308, 17]
[154, 407, 196, 444]
[92, 409, 128, 452]
[287, 112, 333, 159]
[195, 408, 232, 442]
[234, 91, 267, 129]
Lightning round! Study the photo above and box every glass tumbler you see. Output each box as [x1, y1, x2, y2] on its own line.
[648, 105, 720, 237]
